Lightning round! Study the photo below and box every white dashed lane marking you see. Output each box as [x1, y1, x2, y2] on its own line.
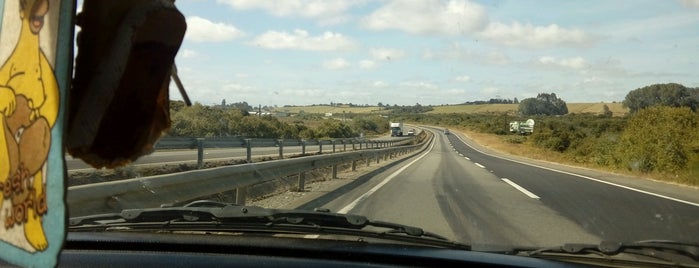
[501, 178, 540, 199]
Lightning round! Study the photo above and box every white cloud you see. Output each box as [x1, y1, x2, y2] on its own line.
[423, 43, 511, 66]
[538, 56, 589, 70]
[249, 29, 357, 51]
[185, 16, 245, 42]
[323, 58, 351, 70]
[359, 60, 377, 69]
[454, 75, 471, 82]
[180, 49, 199, 59]
[445, 88, 466, 95]
[401, 81, 438, 90]
[373, 81, 389, 87]
[217, 0, 363, 25]
[679, 0, 699, 8]
[361, 0, 488, 36]
[480, 22, 598, 48]
[370, 47, 406, 61]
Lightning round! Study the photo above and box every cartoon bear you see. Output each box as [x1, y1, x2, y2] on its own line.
[0, 0, 59, 251]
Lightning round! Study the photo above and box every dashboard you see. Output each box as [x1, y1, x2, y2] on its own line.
[46, 232, 588, 267]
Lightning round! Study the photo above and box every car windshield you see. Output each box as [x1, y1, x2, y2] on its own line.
[64, 0, 698, 265]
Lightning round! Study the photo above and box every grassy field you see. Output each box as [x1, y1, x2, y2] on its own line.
[429, 102, 628, 116]
[275, 103, 629, 116]
[274, 105, 386, 114]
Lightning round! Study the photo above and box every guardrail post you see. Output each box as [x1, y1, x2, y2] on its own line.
[301, 139, 306, 155]
[384, 152, 388, 160]
[332, 140, 336, 153]
[352, 160, 357, 171]
[245, 139, 252, 163]
[319, 141, 323, 153]
[359, 142, 362, 150]
[278, 139, 284, 159]
[343, 140, 347, 151]
[351, 140, 355, 150]
[197, 138, 205, 169]
[236, 186, 247, 205]
[366, 157, 370, 166]
[297, 172, 305, 192]
[376, 154, 380, 164]
[332, 164, 338, 179]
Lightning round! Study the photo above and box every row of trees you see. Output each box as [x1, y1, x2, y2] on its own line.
[462, 98, 519, 105]
[518, 93, 569, 116]
[623, 83, 699, 113]
[168, 101, 389, 139]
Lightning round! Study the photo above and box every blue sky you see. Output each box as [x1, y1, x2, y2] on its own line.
[163, 0, 699, 106]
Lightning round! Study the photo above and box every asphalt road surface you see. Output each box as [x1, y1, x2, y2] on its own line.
[66, 146, 317, 170]
[310, 128, 699, 249]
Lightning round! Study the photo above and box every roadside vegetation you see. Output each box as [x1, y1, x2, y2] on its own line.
[168, 101, 389, 140]
[393, 83, 699, 186]
[164, 82, 698, 186]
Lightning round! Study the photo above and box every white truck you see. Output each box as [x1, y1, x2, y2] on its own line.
[509, 119, 535, 135]
[390, 122, 404, 136]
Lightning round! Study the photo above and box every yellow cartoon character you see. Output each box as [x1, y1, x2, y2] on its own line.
[0, 0, 58, 251]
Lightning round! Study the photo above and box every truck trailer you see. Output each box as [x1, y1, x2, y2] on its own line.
[390, 122, 404, 136]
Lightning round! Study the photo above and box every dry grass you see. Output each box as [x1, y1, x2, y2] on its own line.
[274, 103, 629, 116]
[429, 104, 518, 114]
[429, 102, 628, 116]
[274, 105, 386, 114]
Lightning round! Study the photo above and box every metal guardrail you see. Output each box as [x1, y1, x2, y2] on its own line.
[68, 132, 433, 217]
[155, 136, 414, 149]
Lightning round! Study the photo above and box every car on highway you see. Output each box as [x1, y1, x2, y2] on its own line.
[3, 1, 698, 267]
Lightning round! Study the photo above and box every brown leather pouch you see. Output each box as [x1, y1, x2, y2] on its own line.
[67, 0, 186, 168]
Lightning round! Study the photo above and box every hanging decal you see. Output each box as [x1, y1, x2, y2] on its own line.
[0, 0, 71, 266]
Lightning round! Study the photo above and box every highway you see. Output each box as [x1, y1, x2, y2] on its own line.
[306, 128, 699, 248]
[66, 145, 318, 170]
[66, 136, 409, 170]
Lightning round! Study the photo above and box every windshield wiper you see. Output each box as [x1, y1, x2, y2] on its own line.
[513, 240, 699, 266]
[69, 200, 469, 250]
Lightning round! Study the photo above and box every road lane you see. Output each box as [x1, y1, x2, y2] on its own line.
[444, 129, 699, 243]
[317, 130, 598, 248]
[66, 146, 317, 170]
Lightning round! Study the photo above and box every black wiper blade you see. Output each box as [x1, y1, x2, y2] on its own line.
[69, 201, 367, 229]
[69, 201, 460, 246]
[518, 240, 699, 266]
[370, 220, 449, 241]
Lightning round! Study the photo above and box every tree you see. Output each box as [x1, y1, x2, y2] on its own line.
[623, 83, 699, 113]
[518, 93, 568, 116]
[617, 106, 697, 173]
[513, 97, 519, 104]
[601, 104, 613, 118]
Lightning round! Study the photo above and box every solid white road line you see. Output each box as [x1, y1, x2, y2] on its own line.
[501, 178, 541, 199]
[337, 136, 437, 214]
